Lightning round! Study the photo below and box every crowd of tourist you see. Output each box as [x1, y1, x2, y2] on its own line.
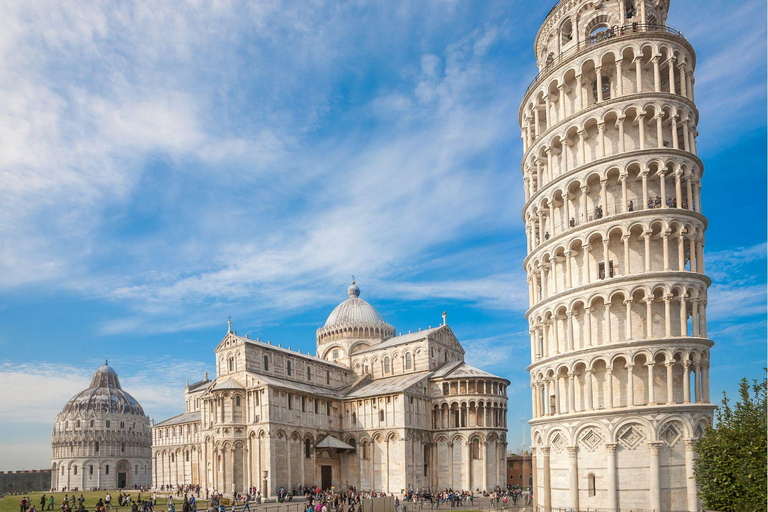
[11, 483, 533, 512]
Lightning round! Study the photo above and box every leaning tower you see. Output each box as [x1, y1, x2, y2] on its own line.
[519, 1, 714, 511]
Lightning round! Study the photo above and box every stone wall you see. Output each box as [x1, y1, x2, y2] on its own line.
[0, 470, 52, 493]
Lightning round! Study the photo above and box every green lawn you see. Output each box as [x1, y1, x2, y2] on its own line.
[0, 492, 211, 512]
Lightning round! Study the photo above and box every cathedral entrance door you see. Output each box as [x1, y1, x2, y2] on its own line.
[118, 473, 127, 488]
[321, 466, 332, 491]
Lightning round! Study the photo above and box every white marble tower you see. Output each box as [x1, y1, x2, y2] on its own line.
[518, 1, 714, 511]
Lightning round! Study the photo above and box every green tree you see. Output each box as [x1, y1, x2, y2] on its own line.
[694, 372, 767, 512]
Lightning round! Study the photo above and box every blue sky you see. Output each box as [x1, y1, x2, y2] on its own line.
[0, 0, 765, 470]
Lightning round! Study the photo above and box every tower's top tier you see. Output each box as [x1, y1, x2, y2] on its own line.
[534, 0, 671, 69]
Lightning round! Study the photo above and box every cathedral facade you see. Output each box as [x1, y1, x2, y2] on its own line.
[152, 282, 509, 496]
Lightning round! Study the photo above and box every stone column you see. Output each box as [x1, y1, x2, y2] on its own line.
[542, 446, 551, 512]
[606, 367, 614, 409]
[625, 299, 633, 340]
[664, 296, 672, 337]
[656, 114, 664, 149]
[531, 448, 539, 511]
[672, 117, 679, 149]
[618, 117, 626, 153]
[647, 363, 656, 405]
[566, 446, 579, 510]
[668, 57, 676, 94]
[684, 439, 699, 511]
[598, 123, 606, 157]
[568, 373, 576, 413]
[586, 370, 594, 411]
[649, 441, 664, 512]
[680, 295, 688, 336]
[695, 362, 703, 402]
[683, 360, 691, 403]
[652, 55, 661, 92]
[643, 232, 651, 271]
[666, 362, 675, 404]
[567, 311, 575, 350]
[634, 56, 643, 94]
[627, 364, 635, 406]
[638, 113, 647, 149]
[623, 234, 631, 274]
[605, 443, 618, 511]
[645, 297, 654, 338]
[595, 66, 604, 102]
[558, 84, 566, 121]
[575, 74, 583, 109]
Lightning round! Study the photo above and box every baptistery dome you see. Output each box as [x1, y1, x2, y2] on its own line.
[317, 280, 396, 361]
[61, 363, 144, 415]
[51, 362, 151, 491]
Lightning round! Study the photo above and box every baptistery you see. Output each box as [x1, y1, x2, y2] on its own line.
[51, 362, 152, 490]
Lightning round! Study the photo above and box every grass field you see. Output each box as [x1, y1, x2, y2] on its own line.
[0, 492, 212, 512]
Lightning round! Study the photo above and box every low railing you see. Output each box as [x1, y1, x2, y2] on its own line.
[525, 23, 687, 96]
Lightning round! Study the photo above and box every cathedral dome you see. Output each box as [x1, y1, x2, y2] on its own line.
[324, 281, 387, 328]
[60, 362, 145, 416]
[317, 280, 396, 349]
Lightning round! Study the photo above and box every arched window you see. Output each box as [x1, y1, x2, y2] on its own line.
[263, 355, 269, 371]
[326, 370, 330, 385]
[228, 358, 234, 372]
[305, 439, 311, 459]
[286, 360, 292, 376]
[588, 473, 596, 496]
[405, 353, 413, 370]
[307, 366, 312, 380]
[560, 19, 573, 45]
[121, 442, 125, 453]
[235, 395, 241, 407]
[171, 453, 175, 463]
[593, 75, 611, 101]
[351, 412, 357, 425]
[384, 357, 391, 373]
[105, 465, 109, 475]
[73, 465, 77, 475]
[120, 421, 125, 429]
[90, 420, 94, 427]
[361, 442, 368, 459]
[95, 441, 99, 452]
[89, 465, 93, 475]
[379, 410, 385, 422]
[186, 451, 190, 462]
[76, 420, 80, 428]
[471, 439, 481, 459]
[332, 348, 339, 359]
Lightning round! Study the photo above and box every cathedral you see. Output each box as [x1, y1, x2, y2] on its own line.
[152, 281, 509, 496]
